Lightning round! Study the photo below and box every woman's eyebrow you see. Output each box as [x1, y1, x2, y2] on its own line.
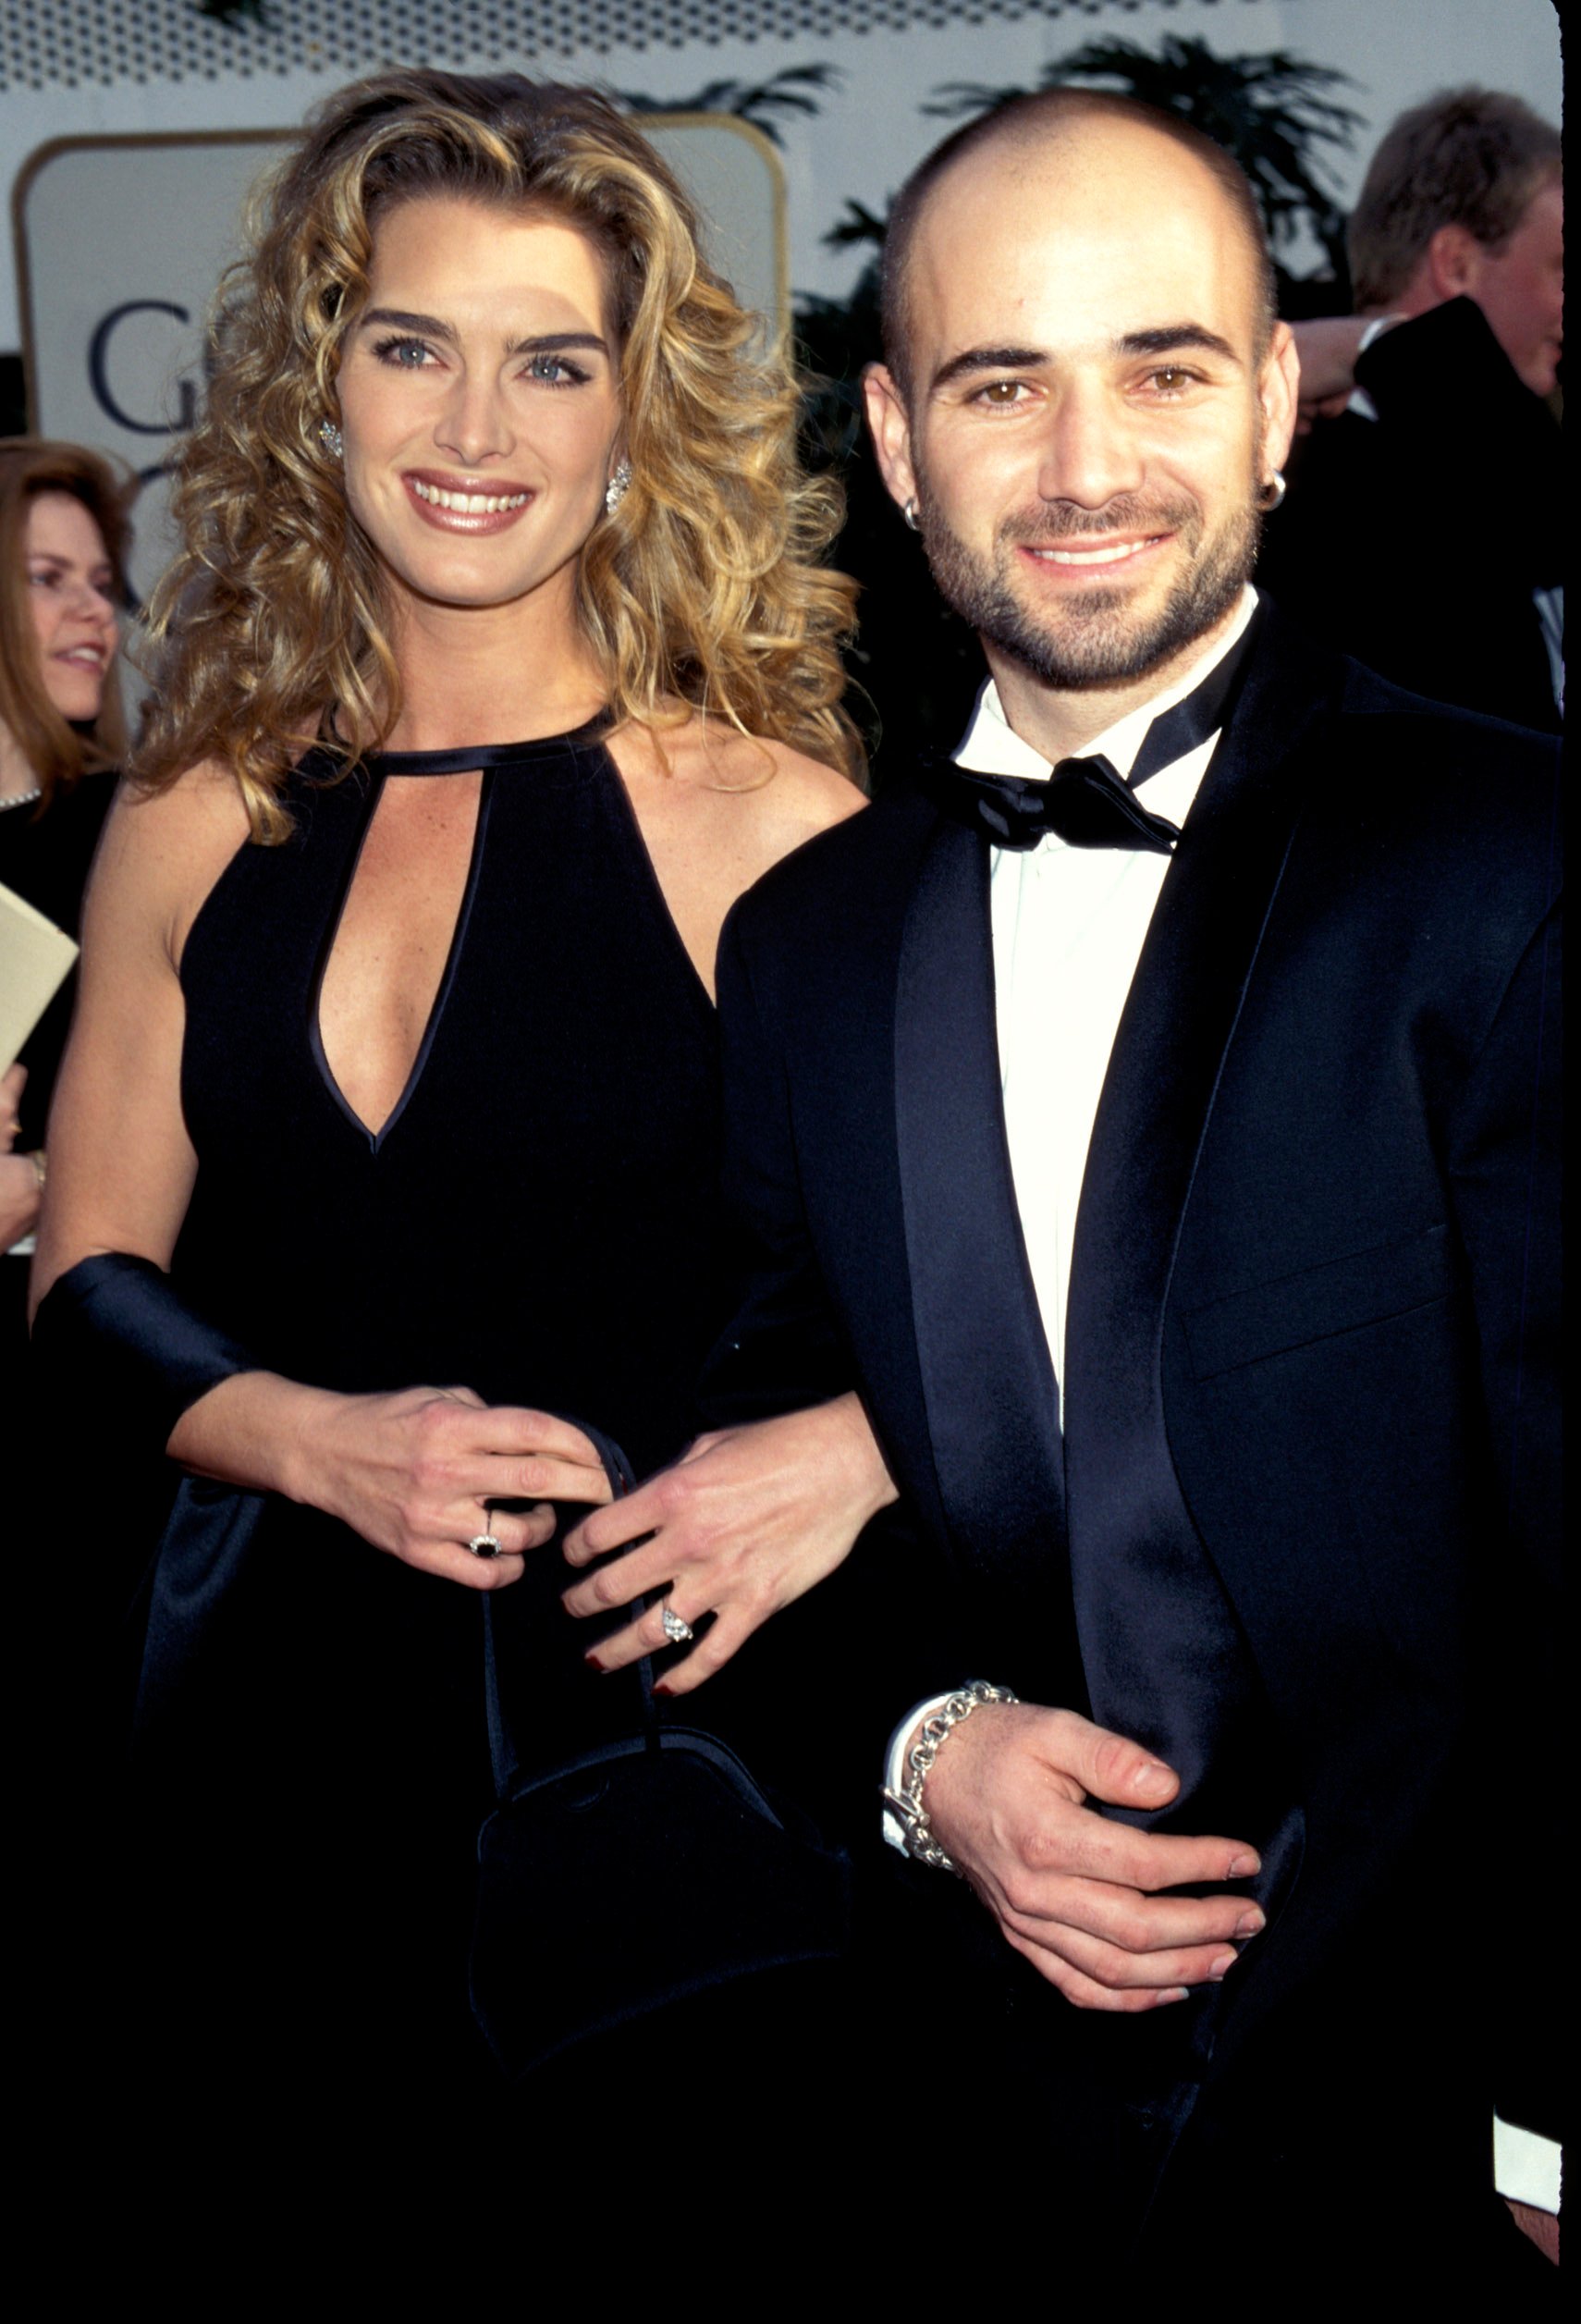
[360, 305, 457, 341]
[504, 330, 610, 359]
[357, 311, 610, 362]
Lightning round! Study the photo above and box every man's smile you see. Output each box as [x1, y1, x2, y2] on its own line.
[1023, 535, 1169, 570]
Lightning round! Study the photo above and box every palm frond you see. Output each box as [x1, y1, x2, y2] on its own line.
[619, 63, 841, 147]
[822, 199, 890, 251]
[925, 35, 1361, 270]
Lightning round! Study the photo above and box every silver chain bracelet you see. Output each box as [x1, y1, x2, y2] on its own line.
[881, 1679, 1019, 1874]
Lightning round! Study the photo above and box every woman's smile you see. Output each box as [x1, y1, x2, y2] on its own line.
[403, 470, 536, 530]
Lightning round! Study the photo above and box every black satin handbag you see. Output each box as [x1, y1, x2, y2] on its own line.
[469, 1426, 852, 2080]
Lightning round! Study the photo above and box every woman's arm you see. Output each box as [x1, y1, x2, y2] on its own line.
[32, 769, 610, 1589]
[32, 763, 239, 1299]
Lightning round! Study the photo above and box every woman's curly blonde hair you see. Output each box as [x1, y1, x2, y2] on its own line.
[134, 68, 862, 840]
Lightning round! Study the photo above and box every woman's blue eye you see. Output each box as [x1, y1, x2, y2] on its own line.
[526, 353, 589, 386]
[366, 336, 592, 384]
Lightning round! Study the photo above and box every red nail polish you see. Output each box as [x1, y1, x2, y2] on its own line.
[582, 1653, 603, 1672]
[652, 1680, 673, 1698]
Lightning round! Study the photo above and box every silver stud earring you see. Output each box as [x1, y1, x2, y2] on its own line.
[902, 497, 922, 532]
[1259, 470, 1287, 510]
[319, 419, 343, 460]
[605, 459, 631, 514]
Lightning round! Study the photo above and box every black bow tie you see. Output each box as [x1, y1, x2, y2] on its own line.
[932, 753, 1182, 854]
[921, 608, 1262, 855]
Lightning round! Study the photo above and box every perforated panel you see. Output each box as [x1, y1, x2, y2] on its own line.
[2, 1, 1171, 93]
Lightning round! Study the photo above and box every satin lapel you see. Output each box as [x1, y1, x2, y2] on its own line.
[894, 809, 1068, 1604]
[1063, 618, 1342, 1503]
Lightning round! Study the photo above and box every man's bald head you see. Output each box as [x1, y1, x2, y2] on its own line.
[879, 91, 1279, 400]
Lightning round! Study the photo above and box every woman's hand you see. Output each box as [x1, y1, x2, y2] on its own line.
[1, 1060, 24, 1149]
[0, 1064, 41, 1248]
[561, 1394, 898, 1685]
[0, 1153, 41, 1250]
[172, 1373, 615, 1592]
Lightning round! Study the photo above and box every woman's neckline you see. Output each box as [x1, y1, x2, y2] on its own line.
[360, 707, 612, 777]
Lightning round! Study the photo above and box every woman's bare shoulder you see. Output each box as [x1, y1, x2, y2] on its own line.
[743, 734, 866, 832]
[104, 757, 251, 853]
[617, 714, 864, 847]
[90, 759, 252, 965]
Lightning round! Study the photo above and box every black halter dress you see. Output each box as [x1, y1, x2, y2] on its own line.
[130, 719, 728, 2120]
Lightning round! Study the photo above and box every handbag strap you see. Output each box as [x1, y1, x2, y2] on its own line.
[482, 1420, 656, 1798]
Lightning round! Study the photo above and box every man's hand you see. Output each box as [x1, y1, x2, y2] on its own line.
[562, 1394, 898, 1690]
[923, 1701, 1265, 2011]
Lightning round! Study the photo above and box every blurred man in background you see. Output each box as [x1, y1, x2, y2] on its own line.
[1261, 88, 1562, 732]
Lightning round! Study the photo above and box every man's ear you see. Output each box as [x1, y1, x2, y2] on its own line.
[862, 363, 919, 513]
[1257, 320, 1301, 477]
[1426, 222, 1483, 301]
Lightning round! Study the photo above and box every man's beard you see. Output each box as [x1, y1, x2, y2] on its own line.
[919, 487, 1263, 692]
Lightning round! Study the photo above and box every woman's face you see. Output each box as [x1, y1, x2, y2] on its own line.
[25, 492, 119, 722]
[337, 195, 625, 619]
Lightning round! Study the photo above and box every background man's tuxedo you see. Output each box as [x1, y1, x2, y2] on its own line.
[1257, 298, 1563, 736]
[704, 611, 1560, 2269]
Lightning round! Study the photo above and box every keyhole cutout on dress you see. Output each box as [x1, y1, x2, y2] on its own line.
[315, 770, 485, 1141]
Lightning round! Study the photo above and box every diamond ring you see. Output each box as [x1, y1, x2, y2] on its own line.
[468, 1530, 503, 1560]
[659, 1604, 694, 1644]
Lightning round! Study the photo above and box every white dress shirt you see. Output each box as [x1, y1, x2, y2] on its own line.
[977, 586, 1257, 1403]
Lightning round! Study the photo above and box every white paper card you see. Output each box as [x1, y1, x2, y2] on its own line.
[0, 877, 79, 1073]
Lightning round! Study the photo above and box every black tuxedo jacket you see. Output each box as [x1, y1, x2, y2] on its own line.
[704, 611, 1561, 2200]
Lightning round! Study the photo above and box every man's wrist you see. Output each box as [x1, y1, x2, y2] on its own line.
[883, 1690, 960, 1852]
[880, 1680, 1018, 1871]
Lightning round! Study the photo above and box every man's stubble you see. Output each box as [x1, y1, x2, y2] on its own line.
[918, 486, 1265, 695]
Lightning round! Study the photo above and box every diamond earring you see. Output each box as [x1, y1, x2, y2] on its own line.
[319, 419, 344, 460]
[605, 459, 631, 514]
